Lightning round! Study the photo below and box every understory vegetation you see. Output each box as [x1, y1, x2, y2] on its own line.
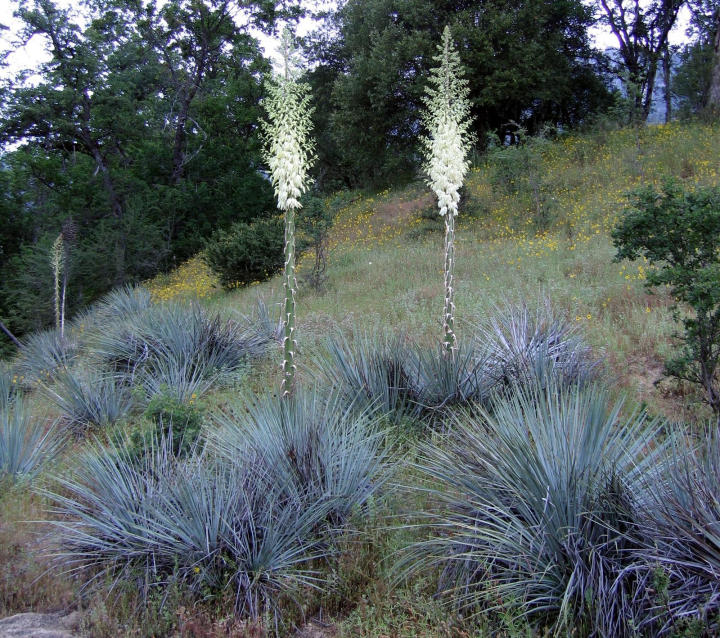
[1, 121, 720, 637]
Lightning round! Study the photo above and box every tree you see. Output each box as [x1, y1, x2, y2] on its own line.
[597, 0, 686, 121]
[612, 180, 720, 422]
[685, 0, 720, 114]
[709, 6, 720, 112]
[0, 0, 290, 346]
[306, 0, 610, 187]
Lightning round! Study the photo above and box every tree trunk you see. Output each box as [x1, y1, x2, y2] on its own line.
[0, 320, 21, 348]
[643, 58, 659, 121]
[708, 10, 720, 113]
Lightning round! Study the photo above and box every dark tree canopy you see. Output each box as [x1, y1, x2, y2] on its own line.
[305, 0, 612, 188]
[0, 0, 303, 344]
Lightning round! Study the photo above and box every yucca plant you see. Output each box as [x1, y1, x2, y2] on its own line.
[91, 303, 262, 383]
[0, 362, 18, 411]
[475, 302, 599, 395]
[91, 284, 152, 323]
[209, 390, 388, 525]
[400, 382, 666, 636]
[44, 368, 133, 431]
[44, 437, 331, 622]
[312, 331, 421, 423]
[262, 28, 315, 397]
[51, 233, 65, 337]
[410, 342, 489, 418]
[17, 328, 77, 386]
[1, 396, 62, 483]
[140, 354, 214, 403]
[421, 26, 473, 355]
[637, 427, 720, 634]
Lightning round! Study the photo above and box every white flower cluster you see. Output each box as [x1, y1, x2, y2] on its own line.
[267, 110, 307, 211]
[427, 115, 467, 217]
[421, 26, 472, 219]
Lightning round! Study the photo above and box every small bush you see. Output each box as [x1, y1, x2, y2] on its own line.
[203, 215, 285, 289]
[298, 194, 333, 291]
[613, 179, 720, 419]
[139, 389, 204, 457]
[1, 396, 62, 483]
[400, 382, 665, 635]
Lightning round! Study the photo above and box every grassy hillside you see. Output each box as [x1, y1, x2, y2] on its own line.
[151, 121, 719, 421]
[2, 121, 720, 637]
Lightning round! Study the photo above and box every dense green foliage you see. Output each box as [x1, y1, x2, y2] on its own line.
[202, 215, 285, 289]
[306, 0, 611, 187]
[0, 0, 292, 345]
[613, 180, 720, 418]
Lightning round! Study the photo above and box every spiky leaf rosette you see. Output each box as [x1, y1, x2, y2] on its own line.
[420, 26, 473, 354]
[262, 29, 315, 397]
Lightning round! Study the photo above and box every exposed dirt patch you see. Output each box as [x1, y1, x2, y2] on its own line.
[613, 351, 706, 422]
[295, 620, 338, 637]
[374, 192, 434, 228]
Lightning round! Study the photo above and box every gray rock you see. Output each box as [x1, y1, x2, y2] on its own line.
[0, 612, 80, 638]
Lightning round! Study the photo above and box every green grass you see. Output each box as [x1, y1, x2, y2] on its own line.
[2, 121, 720, 635]
[310, 126, 710, 415]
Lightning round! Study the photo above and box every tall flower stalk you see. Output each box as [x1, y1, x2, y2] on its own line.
[421, 26, 473, 355]
[262, 29, 314, 397]
[51, 233, 65, 337]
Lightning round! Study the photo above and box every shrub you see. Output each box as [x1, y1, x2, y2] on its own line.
[400, 382, 665, 635]
[209, 390, 388, 525]
[1, 396, 62, 483]
[202, 216, 285, 290]
[488, 126, 557, 232]
[139, 389, 204, 457]
[475, 302, 599, 395]
[44, 368, 133, 431]
[44, 438, 331, 622]
[612, 179, 720, 420]
[298, 194, 333, 291]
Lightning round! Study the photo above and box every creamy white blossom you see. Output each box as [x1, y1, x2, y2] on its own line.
[261, 28, 315, 396]
[420, 26, 473, 354]
[421, 26, 472, 218]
